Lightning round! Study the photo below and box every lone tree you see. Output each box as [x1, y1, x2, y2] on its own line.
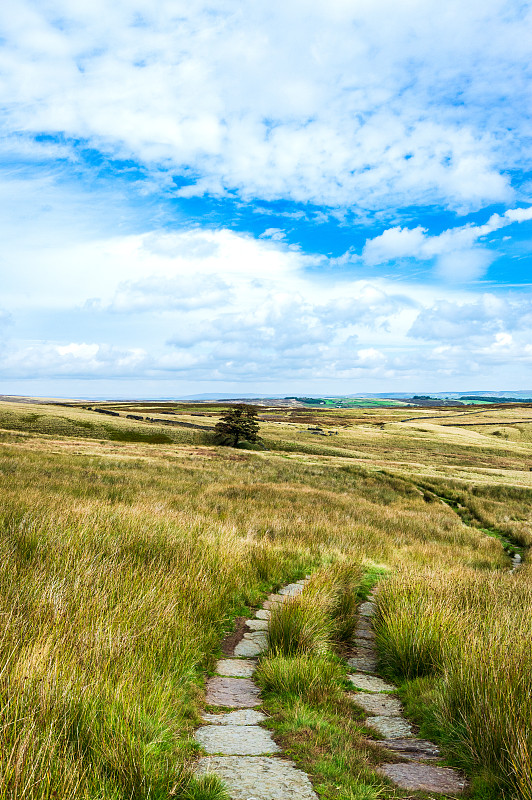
[214, 404, 261, 447]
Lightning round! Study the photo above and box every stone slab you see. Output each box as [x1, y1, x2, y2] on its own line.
[233, 638, 265, 657]
[279, 583, 304, 596]
[348, 655, 378, 673]
[266, 593, 285, 604]
[351, 693, 402, 716]
[359, 602, 376, 617]
[243, 631, 268, 644]
[196, 756, 318, 799]
[246, 619, 269, 631]
[195, 725, 280, 755]
[378, 763, 467, 794]
[202, 710, 267, 725]
[205, 676, 261, 708]
[255, 609, 270, 620]
[216, 659, 256, 678]
[348, 673, 395, 693]
[366, 716, 413, 738]
[263, 600, 283, 610]
[375, 738, 440, 761]
[355, 628, 376, 640]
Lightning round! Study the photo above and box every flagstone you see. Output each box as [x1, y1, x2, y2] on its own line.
[195, 725, 279, 755]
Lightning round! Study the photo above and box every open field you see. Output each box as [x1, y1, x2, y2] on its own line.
[1, 399, 531, 799]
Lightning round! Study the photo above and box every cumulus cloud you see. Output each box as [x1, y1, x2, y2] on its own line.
[1, 0, 529, 212]
[362, 205, 532, 281]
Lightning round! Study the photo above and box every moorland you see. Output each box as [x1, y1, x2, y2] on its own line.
[0, 397, 531, 800]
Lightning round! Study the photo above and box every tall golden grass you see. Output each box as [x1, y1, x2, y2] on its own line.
[0, 400, 530, 797]
[376, 566, 532, 797]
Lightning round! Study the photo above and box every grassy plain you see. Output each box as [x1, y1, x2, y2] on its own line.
[0, 399, 531, 799]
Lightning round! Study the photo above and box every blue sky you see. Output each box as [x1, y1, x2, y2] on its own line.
[1, 0, 532, 397]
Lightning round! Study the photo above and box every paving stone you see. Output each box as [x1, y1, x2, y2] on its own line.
[202, 709, 267, 725]
[378, 763, 467, 794]
[348, 673, 395, 692]
[246, 619, 269, 631]
[195, 725, 280, 755]
[355, 617, 373, 631]
[359, 602, 377, 617]
[263, 600, 283, 610]
[196, 756, 318, 799]
[351, 693, 402, 716]
[375, 738, 440, 761]
[355, 627, 376, 640]
[266, 593, 285, 604]
[366, 715, 413, 738]
[215, 659, 256, 678]
[348, 655, 378, 673]
[243, 631, 268, 644]
[205, 676, 261, 707]
[278, 583, 304, 596]
[233, 638, 265, 657]
[255, 609, 270, 620]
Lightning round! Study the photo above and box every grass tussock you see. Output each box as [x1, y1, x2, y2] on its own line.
[376, 567, 532, 798]
[257, 653, 345, 704]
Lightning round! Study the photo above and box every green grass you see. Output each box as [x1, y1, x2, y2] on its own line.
[375, 567, 532, 799]
[1, 399, 532, 798]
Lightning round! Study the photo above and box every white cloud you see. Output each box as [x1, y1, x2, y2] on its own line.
[362, 205, 532, 281]
[1, 0, 529, 211]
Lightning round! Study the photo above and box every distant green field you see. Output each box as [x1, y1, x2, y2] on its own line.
[295, 397, 407, 408]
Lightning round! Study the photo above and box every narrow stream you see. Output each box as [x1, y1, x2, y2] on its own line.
[422, 488, 527, 572]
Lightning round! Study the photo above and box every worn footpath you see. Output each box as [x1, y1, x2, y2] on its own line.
[194, 580, 468, 798]
[348, 590, 468, 796]
[195, 580, 318, 799]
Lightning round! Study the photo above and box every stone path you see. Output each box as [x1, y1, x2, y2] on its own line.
[195, 579, 469, 798]
[195, 580, 319, 799]
[348, 588, 468, 796]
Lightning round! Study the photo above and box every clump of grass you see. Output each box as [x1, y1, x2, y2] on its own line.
[257, 653, 345, 704]
[377, 566, 532, 798]
[375, 572, 457, 680]
[182, 774, 230, 800]
[268, 595, 333, 656]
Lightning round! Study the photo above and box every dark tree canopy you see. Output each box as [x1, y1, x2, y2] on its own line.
[214, 404, 261, 447]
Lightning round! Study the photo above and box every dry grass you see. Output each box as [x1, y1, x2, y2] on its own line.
[0, 399, 531, 797]
[376, 566, 532, 798]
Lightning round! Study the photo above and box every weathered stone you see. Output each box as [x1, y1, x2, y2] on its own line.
[195, 756, 318, 799]
[263, 600, 283, 610]
[366, 716, 413, 738]
[359, 601, 377, 617]
[266, 593, 285, 604]
[378, 763, 467, 794]
[243, 631, 268, 644]
[195, 725, 279, 755]
[375, 738, 440, 761]
[215, 659, 256, 678]
[355, 627, 376, 640]
[202, 709, 266, 725]
[233, 638, 265, 657]
[348, 673, 395, 693]
[351, 693, 402, 716]
[246, 619, 269, 631]
[348, 655, 378, 673]
[255, 609, 270, 620]
[278, 583, 304, 596]
[355, 617, 373, 631]
[205, 676, 261, 708]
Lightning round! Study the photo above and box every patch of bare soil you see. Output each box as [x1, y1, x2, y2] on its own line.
[221, 616, 248, 655]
